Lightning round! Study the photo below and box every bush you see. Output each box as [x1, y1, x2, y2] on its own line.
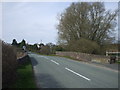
[67, 38, 101, 54]
[55, 45, 65, 51]
[39, 46, 51, 55]
[2, 41, 17, 88]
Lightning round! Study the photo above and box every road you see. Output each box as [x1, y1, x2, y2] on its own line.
[29, 53, 118, 88]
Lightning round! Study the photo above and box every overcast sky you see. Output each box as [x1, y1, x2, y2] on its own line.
[2, 2, 118, 44]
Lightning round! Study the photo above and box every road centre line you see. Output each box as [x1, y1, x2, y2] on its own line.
[65, 67, 91, 81]
[51, 60, 59, 65]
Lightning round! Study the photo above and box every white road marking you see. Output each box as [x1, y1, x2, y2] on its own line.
[51, 60, 59, 65]
[65, 67, 91, 81]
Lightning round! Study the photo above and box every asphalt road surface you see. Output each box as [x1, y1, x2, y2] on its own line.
[29, 53, 118, 88]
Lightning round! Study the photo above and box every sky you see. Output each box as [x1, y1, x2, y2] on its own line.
[1, 2, 118, 44]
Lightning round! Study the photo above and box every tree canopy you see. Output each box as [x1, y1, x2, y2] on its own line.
[12, 39, 18, 46]
[57, 2, 118, 45]
[18, 39, 26, 48]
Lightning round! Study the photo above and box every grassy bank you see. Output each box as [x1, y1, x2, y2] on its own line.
[35, 52, 82, 62]
[117, 60, 120, 64]
[10, 56, 36, 88]
[36, 52, 120, 64]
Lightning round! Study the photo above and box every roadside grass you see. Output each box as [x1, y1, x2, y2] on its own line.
[35, 52, 120, 65]
[10, 57, 36, 88]
[57, 55, 82, 61]
[35, 52, 82, 62]
[117, 60, 120, 64]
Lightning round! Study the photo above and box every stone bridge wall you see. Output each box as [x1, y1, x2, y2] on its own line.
[56, 51, 110, 63]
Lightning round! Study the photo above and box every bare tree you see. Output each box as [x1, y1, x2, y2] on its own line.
[57, 2, 118, 45]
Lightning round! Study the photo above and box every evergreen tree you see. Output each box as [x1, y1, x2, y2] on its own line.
[19, 39, 26, 48]
[12, 39, 18, 46]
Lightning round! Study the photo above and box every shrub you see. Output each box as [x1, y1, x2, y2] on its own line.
[39, 46, 51, 55]
[55, 45, 65, 51]
[2, 41, 17, 88]
[67, 38, 101, 54]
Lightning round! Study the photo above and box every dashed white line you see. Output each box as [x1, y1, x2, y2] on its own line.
[51, 60, 59, 65]
[38, 56, 90, 81]
[65, 67, 91, 81]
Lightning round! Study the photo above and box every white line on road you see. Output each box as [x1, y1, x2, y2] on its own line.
[65, 67, 91, 81]
[51, 60, 59, 65]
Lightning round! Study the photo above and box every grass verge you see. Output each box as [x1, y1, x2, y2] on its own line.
[10, 56, 36, 88]
[35, 52, 82, 62]
[117, 60, 120, 64]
